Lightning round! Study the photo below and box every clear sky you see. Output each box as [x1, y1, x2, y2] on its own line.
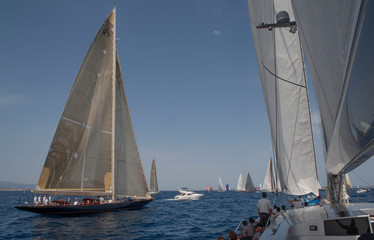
[1, 0, 373, 191]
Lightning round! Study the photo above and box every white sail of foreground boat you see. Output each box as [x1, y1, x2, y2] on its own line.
[249, 0, 374, 238]
[15, 7, 153, 215]
[218, 177, 226, 192]
[150, 158, 159, 195]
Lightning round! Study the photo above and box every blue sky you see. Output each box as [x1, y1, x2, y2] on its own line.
[1, 0, 373, 191]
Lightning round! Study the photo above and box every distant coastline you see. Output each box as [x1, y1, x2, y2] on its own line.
[0, 188, 30, 191]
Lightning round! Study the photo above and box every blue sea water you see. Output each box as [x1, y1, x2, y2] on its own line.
[0, 189, 373, 239]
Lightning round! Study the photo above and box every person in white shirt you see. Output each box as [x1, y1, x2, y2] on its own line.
[257, 192, 272, 227]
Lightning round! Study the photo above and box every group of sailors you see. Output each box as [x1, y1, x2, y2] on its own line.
[219, 192, 327, 240]
[33, 195, 52, 206]
[32, 195, 113, 206]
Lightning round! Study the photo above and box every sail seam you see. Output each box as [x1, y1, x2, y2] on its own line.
[61, 116, 112, 134]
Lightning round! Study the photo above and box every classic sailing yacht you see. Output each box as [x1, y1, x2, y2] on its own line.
[249, 0, 374, 238]
[150, 158, 159, 195]
[15, 7, 153, 215]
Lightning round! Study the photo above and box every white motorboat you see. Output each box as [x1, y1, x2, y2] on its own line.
[174, 188, 203, 200]
[357, 189, 370, 194]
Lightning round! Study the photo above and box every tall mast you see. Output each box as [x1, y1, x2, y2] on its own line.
[111, 6, 117, 201]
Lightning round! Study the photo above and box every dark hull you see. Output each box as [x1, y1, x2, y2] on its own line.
[15, 199, 153, 215]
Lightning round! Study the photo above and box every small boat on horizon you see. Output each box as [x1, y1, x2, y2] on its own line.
[357, 188, 370, 194]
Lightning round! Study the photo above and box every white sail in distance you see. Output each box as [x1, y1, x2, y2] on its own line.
[249, 0, 319, 196]
[261, 158, 281, 193]
[150, 158, 159, 193]
[34, 8, 149, 199]
[218, 177, 225, 192]
[236, 173, 246, 192]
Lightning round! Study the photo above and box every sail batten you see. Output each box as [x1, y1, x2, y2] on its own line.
[249, 0, 319, 196]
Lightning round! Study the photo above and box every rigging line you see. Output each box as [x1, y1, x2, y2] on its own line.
[261, 63, 306, 88]
[351, 171, 373, 188]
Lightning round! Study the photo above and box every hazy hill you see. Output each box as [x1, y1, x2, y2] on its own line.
[0, 181, 35, 189]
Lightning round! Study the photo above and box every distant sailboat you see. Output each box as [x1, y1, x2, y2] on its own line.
[236, 173, 246, 192]
[149, 158, 159, 195]
[261, 158, 281, 193]
[218, 177, 226, 192]
[15, 7, 153, 215]
[226, 184, 230, 191]
[245, 173, 256, 192]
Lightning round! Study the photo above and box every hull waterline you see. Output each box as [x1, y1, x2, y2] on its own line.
[14, 199, 153, 215]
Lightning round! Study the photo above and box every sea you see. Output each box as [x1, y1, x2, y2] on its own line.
[1, 189, 373, 239]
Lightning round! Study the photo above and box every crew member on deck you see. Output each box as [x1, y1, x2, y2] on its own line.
[257, 192, 272, 227]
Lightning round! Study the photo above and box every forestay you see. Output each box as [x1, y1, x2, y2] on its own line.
[249, 0, 319, 196]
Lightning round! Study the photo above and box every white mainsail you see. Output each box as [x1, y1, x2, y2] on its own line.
[249, 0, 319, 196]
[236, 173, 246, 192]
[218, 177, 225, 192]
[245, 173, 256, 192]
[34, 8, 149, 199]
[150, 158, 159, 194]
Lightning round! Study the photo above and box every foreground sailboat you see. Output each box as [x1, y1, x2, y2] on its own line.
[150, 158, 159, 195]
[15, 7, 153, 215]
[249, 0, 374, 238]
